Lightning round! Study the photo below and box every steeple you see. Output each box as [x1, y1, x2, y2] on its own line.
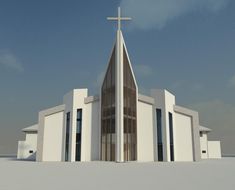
[101, 7, 138, 162]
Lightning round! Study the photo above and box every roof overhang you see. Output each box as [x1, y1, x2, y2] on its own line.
[22, 124, 38, 133]
[199, 126, 212, 133]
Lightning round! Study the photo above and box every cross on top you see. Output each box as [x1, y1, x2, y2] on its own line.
[107, 7, 131, 30]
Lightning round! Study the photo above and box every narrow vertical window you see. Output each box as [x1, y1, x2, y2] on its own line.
[65, 112, 70, 161]
[169, 112, 174, 161]
[76, 109, 82, 161]
[156, 109, 163, 161]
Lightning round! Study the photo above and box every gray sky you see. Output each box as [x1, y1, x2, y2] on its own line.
[0, 0, 234, 155]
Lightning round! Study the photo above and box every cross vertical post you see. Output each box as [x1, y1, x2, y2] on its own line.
[107, 7, 132, 30]
[118, 7, 121, 31]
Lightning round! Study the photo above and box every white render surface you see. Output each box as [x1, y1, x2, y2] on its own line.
[200, 133, 209, 159]
[0, 157, 234, 190]
[151, 89, 176, 161]
[63, 89, 88, 162]
[137, 101, 154, 161]
[174, 113, 193, 161]
[208, 141, 222, 159]
[17, 132, 37, 160]
[42, 111, 64, 161]
[84, 99, 100, 161]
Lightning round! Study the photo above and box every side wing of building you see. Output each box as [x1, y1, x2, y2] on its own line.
[35, 89, 100, 162]
[150, 89, 201, 162]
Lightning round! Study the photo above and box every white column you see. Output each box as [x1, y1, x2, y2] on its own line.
[115, 30, 124, 162]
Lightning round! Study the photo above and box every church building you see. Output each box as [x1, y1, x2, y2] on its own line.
[17, 8, 221, 162]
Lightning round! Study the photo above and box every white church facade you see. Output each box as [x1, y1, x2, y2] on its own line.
[17, 8, 221, 162]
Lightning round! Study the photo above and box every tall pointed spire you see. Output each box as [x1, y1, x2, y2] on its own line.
[101, 7, 137, 162]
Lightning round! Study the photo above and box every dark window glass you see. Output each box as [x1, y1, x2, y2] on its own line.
[123, 45, 137, 161]
[101, 46, 116, 161]
[76, 109, 82, 161]
[156, 109, 163, 161]
[77, 110, 82, 120]
[202, 150, 207, 153]
[169, 112, 174, 161]
[29, 150, 33, 154]
[65, 112, 70, 161]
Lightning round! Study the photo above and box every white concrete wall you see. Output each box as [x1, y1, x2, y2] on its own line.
[63, 89, 88, 162]
[164, 91, 176, 162]
[17, 133, 37, 160]
[84, 100, 100, 161]
[137, 101, 154, 162]
[42, 111, 64, 161]
[208, 141, 222, 159]
[200, 133, 209, 159]
[63, 91, 73, 161]
[174, 113, 193, 161]
[150, 89, 176, 162]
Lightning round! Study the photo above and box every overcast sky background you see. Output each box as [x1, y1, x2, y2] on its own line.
[0, 0, 234, 155]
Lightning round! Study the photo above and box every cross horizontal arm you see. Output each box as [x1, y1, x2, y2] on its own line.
[107, 7, 132, 30]
[107, 17, 132, 20]
[107, 17, 118, 20]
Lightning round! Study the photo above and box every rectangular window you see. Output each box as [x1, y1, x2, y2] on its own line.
[169, 112, 174, 161]
[156, 109, 163, 161]
[65, 112, 70, 161]
[76, 109, 82, 161]
[202, 150, 207, 153]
